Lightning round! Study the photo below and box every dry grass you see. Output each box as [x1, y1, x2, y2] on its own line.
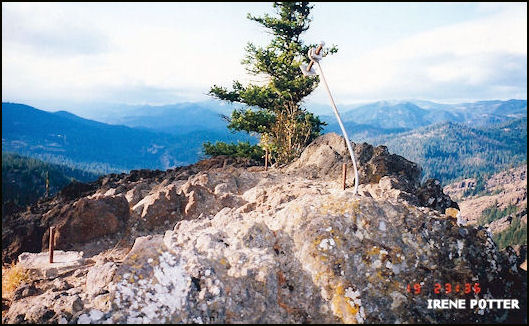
[2, 263, 30, 299]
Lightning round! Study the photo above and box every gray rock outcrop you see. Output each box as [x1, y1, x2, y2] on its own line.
[287, 133, 422, 186]
[95, 189, 525, 324]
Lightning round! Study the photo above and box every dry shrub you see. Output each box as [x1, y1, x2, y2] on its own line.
[2, 263, 30, 298]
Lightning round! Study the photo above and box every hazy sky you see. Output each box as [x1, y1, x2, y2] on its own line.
[2, 2, 527, 112]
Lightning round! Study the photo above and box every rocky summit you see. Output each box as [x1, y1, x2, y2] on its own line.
[2, 133, 526, 324]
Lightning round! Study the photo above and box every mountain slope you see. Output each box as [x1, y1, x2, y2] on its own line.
[444, 164, 527, 249]
[2, 152, 100, 213]
[341, 101, 432, 129]
[2, 102, 255, 174]
[73, 101, 242, 135]
[369, 118, 527, 183]
[321, 99, 527, 131]
[322, 120, 409, 142]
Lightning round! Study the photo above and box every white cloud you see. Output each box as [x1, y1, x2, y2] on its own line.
[323, 4, 527, 103]
[2, 3, 109, 55]
[2, 2, 527, 108]
[2, 2, 270, 105]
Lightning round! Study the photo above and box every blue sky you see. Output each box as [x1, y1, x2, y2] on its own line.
[2, 2, 527, 114]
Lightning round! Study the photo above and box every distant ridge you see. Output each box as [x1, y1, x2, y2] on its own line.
[2, 102, 255, 174]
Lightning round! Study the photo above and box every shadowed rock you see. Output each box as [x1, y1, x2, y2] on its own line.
[51, 196, 130, 249]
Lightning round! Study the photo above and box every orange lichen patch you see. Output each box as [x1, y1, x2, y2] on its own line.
[332, 295, 358, 323]
[366, 246, 381, 256]
[128, 253, 138, 261]
[335, 284, 345, 295]
[445, 207, 459, 218]
[319, 199, 360, 217]
[312, 234, 325, 247]
[331, 283, 360, 324]
[314, 271, 325, 282]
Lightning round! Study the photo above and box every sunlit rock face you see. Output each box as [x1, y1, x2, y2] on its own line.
[102, 188, 525, 324]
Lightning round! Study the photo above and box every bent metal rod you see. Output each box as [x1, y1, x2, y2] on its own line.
[301, 42, 359, 195]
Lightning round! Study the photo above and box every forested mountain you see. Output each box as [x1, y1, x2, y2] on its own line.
[340, 101, 432, 129]
[72, 99, 527, 137]
[322, 120, 410, 143]
[2, 152, 100, 214]
[317, 99, 527, 183]
[2, 102, 255, 174]
[75, 102, 237, 135]
[321, 99, 527, 131]
[369, 118, 527, 183]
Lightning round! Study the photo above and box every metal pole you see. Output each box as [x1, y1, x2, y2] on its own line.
[49, 226, 55, 263]
[315, 60, 359, 195]
[265, 148, 268, 171]
[342, 162, 347, 190]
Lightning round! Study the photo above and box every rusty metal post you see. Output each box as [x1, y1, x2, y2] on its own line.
[49, 226, 55, 263]
[342, 163, 347, 190]
[45, 171, 49, 198]
[265, 148, 268, 171]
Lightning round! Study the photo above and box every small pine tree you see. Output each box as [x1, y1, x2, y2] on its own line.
[206, 2, 337, 165]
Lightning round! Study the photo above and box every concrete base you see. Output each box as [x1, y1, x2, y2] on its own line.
[18, 251, 86, 279]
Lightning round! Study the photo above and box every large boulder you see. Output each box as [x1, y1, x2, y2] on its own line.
[289, 133, 461, 214]
[2, 217, 46, 264]
[287, 133, 422, 186]
[87, 192, 525, 324]
[417, 178, 459, 213]
[131, 184, 184, 230]
[59, 180, 98, 201]
[178, 169, 256, 219]
[50, 196, 130, 249]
